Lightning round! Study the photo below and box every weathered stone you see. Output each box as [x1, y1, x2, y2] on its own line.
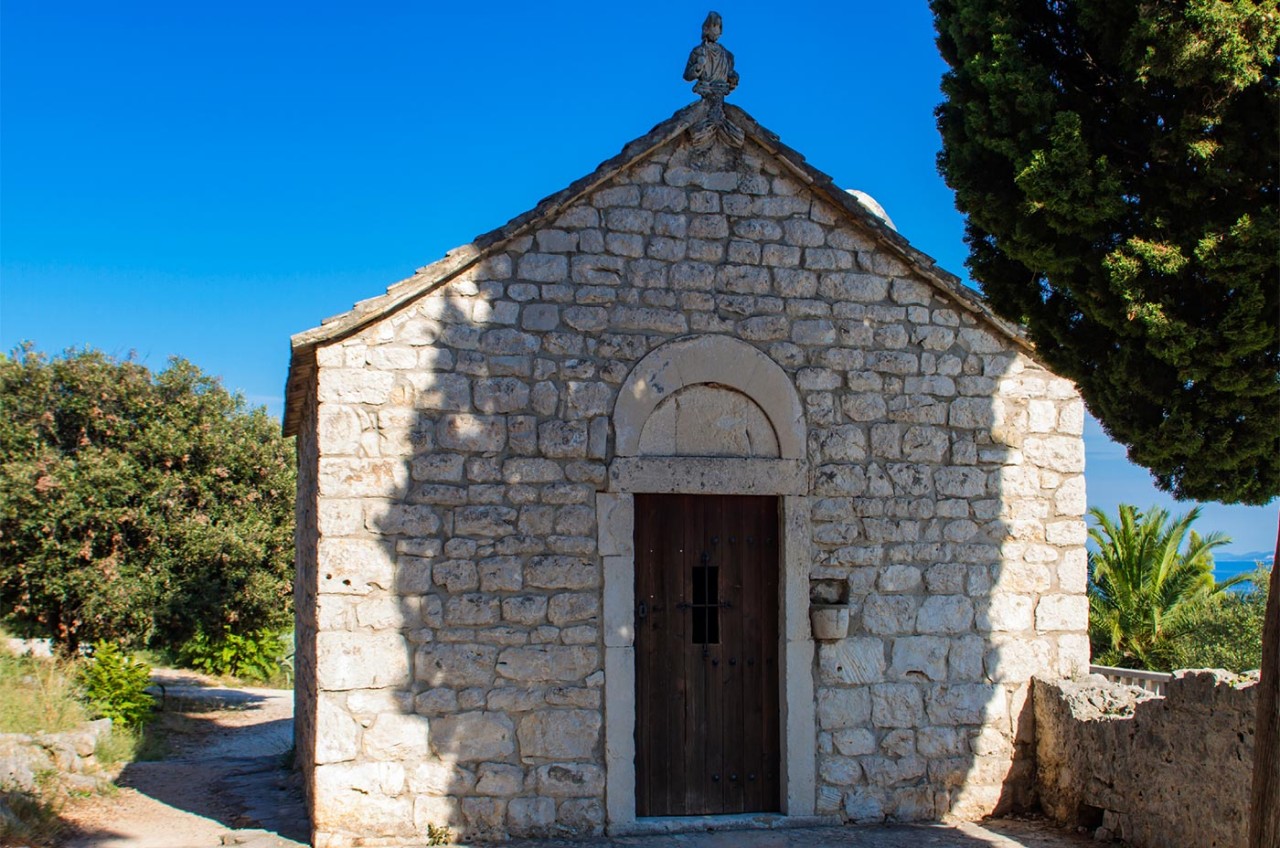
[495, 646, 598, 682]
[535, 763, 605, 797]
[437, 415, 507, 452]
[526, 556, 598, 589]
[502, 595, 549, 626]
[455, 505, 518, 537]
[1035, 673, 1256, 848]
[415, 644, 498, 688]
[517, 710, 601, 759]
[475, 763, 525, 796]
[507, 796, 557, 836]
[429, 712, 515, 762]
[362, 713, 430, 760]
[1035, 594, 1088, 631]
[317, 631, 410, 691]
[814, 691, 875, 732]
[819, 638, 885, 685]
[871, 683, 925, 728]
[315, 694, 361, 763]
[916, 596, 975, 635]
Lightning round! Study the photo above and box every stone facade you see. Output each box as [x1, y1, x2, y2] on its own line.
[1034, 671, 1257, 847]
[283, 99, 1089, 846]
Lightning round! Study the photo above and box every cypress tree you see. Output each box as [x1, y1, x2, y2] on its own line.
[932, 0, 1279, 504]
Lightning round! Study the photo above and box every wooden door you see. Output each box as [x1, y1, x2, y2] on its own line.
[634, 493, 780, 816]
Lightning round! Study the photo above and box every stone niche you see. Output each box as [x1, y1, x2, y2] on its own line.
[283, 84, 1088, 847]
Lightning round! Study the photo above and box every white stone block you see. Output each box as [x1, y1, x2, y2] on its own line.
[518, 709, 601, 759]
[1036, 593, 1089, 632]
[317, 368, 395, 405]
[495, 646, 598, 682]
[316, 630, 410, 691]
[1058, 548, 1088, 594]
[1045, 519, 1087, 546]
[889, 636, 949, 682]
[871, 683, 925, 728]
[916, 596, 975, 635]
[315, 693, 361, 763]
[984, 636, 1052, 682]
[317, 405, 365, 456]
[429, 711, 515, 762]
[1055, 475, 1087, 517]
[1023, 435, 1085, 473]
[362, 713, 430, 760]
[819, 638, 885, 685]
[816, 687, 871, 729]
[978, 594, 1034, 632]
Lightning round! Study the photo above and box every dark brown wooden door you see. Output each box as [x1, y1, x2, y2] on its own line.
[635, 493, 780, 816]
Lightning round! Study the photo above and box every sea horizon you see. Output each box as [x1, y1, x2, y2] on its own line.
[1215, 557, 1274, 587]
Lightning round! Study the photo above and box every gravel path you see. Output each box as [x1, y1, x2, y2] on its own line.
[60, 670, 306, 848]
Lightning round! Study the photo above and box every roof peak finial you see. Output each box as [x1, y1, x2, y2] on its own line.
[684, 12, 738, 100]
[683, 11, 744, 148]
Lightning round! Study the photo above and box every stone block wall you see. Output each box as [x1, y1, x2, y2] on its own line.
[811, 351, 1088, 822]
[293, 133, 1088, 845]
[1034, 671, 1257, 848]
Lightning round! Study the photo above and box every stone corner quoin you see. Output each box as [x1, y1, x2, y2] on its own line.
[287, 120, 1088, 846]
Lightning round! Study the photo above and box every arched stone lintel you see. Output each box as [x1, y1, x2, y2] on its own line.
[613, 335, 806, 459]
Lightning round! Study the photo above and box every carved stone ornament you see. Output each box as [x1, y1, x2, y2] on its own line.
[683, 11, 745, 148]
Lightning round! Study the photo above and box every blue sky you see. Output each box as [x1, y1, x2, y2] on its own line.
[2, 1, 1275, 554]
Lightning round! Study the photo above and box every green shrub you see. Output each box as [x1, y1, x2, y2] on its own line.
[1161, 568, 1270, 673]
[177, 626, 290, 683]
[79, 641, 154, 728]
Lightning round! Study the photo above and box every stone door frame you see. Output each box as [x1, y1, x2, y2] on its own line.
[601, 335, 816, 829]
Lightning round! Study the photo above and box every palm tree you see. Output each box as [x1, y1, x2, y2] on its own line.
[1087, 504, 1241, 670]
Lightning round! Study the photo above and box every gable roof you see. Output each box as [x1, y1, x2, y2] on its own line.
[283, 98, 1032, 436]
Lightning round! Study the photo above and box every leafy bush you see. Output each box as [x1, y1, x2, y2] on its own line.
[1160, 568, 1270, 673]
[79, 641, 155, 728]
[0, 345, 296, 653]
[177, 627, 290, 683]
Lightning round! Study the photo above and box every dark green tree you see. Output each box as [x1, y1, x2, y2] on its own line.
[932, 0, 1279, 504]
[0, 345, 296, 651]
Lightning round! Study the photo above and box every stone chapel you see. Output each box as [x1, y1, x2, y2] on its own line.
[283, 14, 1089, 846]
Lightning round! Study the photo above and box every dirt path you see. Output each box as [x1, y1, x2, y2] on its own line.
[53, 672, 1091, 848]
[60, 670, 307, 848]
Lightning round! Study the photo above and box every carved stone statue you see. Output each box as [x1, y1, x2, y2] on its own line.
[684, 12, 738, 99]
[683, 12, 744, 148]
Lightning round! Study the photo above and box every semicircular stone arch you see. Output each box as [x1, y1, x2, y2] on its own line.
[613, 335, 805, 459]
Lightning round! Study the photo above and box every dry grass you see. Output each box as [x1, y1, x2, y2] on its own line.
[0, 787, 65, 848]
[0, 650, 88, 735]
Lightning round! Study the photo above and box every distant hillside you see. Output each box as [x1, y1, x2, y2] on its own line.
[1217, 550, 1275, 563]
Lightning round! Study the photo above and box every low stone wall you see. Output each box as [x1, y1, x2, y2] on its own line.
[0, 718, 115, 795]
[1033, 670, 1257, 847]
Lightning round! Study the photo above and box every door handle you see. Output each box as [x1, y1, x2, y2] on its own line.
[637, 601, 648, 621]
